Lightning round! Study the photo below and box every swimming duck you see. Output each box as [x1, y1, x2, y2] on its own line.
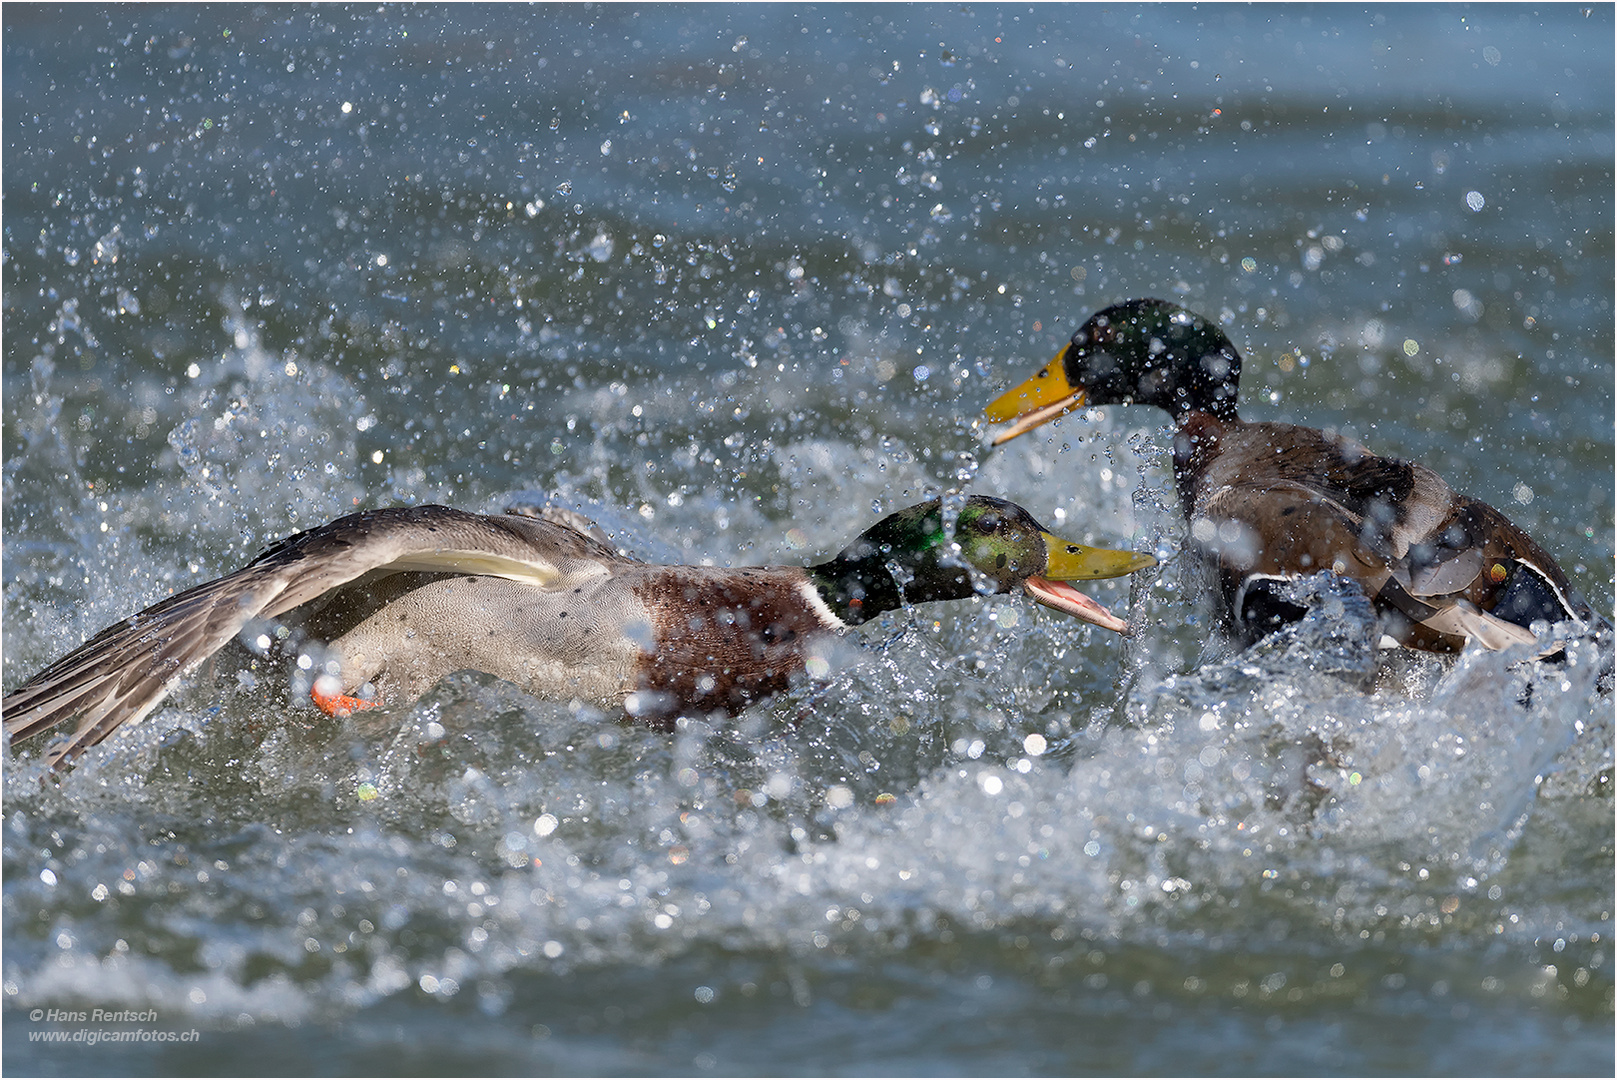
[3, 496, 1154, 768]
[984, 298, 1590, 651]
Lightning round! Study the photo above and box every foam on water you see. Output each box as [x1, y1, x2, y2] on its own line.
[4, 9, 1611, 1071]
[4, 378, 1609, 1031]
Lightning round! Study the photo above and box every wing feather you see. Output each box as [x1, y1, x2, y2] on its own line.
[3, 505, 592, 767]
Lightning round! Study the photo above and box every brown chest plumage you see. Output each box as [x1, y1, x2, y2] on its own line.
[629, 567, 838, 727]
[1170, 412, 1584, 649]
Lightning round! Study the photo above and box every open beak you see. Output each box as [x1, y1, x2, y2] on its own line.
[985, 349, 1087, 446]
[1023, 530, 1157, 634]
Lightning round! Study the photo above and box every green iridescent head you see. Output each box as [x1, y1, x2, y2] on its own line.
[809, 495, 1154, 630]
[988, 299, 1244, 443]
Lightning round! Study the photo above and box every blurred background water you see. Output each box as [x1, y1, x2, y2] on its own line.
[3, 5, 1611, 1075]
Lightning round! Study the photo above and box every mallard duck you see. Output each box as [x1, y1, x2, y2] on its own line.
[984, 298, 1592, 651]
[3, 496, 1154, 768]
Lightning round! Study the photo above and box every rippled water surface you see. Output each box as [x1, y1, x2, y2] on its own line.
[4, 6, 1612, 1076]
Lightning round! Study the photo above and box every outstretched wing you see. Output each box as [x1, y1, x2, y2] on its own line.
[2, 505, 590, 767]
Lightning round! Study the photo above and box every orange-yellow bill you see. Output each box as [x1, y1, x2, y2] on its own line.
[985, 349, 1087, 445]
[1023, 576, 1128, 634]
[1040, 532, 1156, 581]
[1025, 529, 1156, 633]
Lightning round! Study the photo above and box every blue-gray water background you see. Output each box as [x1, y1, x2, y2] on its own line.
[3, 5, 1612, 1075]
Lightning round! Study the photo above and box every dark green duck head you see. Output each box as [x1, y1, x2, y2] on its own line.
[808, 495, 1154, 631]
[986, 299, 1243, 443]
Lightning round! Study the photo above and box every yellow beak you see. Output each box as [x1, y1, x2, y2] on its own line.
[1021, 530, 1156, 635]
[984, 349, 1088, 446]
[1040, 532, 1156, 581]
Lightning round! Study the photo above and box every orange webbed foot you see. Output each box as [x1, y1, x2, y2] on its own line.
[312, 676, 382, 718]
